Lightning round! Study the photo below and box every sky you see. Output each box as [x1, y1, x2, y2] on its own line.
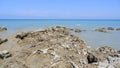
[0, 0, 120, 19]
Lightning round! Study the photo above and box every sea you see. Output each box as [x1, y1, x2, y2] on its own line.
[0, 19, 120, 50]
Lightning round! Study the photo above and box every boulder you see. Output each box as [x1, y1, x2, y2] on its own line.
[116, 28, 120, 31]
[74, 29, 81, 33]
[107, 27, 114, 30]
[87, 53, 98, 63]
[95, 28, 107, 32]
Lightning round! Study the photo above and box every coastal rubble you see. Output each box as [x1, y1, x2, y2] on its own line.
[0, 26, 119, 68]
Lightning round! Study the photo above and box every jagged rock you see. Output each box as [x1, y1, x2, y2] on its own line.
[107, 27, 114, 30]
[87, 53, 98, 63]
[95, 28, 107, 32]
[0, 27, 7, 32]
[116, 28, 120, 31]
[0, 38, 8, 45]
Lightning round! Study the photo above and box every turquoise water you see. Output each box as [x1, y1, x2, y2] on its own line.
[0, 19, 120, 50]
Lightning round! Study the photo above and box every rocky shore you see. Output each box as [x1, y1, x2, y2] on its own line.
[0, 26, 120, 68]
[95, 27, 120, 32]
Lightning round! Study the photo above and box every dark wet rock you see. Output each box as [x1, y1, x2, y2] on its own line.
[95, 28, 107, 32]
[0, 50, 12, 59]
[107, 27, 114, 30]
[74, 29, 81, 33]
[116, 28, 120, 31]
[0, 38, 8, 45]
[0, 27, 7, 32]
[87, 53, 98, 63]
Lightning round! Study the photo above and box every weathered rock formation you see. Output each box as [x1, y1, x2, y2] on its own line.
[0, 26, 119, 68]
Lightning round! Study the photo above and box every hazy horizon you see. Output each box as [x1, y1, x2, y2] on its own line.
[0, 0, 120, 19]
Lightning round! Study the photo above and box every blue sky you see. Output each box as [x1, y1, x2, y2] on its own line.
[0, 0, 120, 19]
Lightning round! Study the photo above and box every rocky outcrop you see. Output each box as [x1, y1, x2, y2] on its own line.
[0, 38, 8, 45]
[95, 27, 120, 32]
[95, 28, 107, 32]
[0, 27, 7, 32]
[107, 27, 114, 30]
[0, 26, 119, 68]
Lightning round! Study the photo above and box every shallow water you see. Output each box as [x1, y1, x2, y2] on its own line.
[0, 19, 120, 50]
